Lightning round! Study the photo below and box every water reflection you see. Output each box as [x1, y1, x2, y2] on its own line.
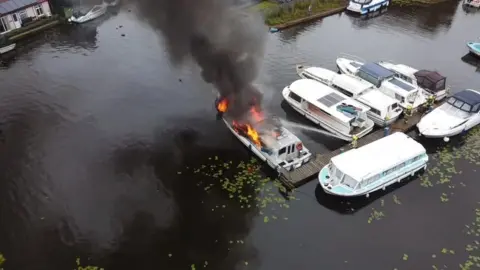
[277, 20, 323, 42]
[461, 53, 480, 72]
[347, 8, 389, 29]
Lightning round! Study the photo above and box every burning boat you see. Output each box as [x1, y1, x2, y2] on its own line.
[215, 97, 312, 172]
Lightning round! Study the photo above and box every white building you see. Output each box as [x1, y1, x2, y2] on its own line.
[0, 0, 52, 34]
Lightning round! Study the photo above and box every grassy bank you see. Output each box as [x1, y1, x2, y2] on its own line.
[253, 0, 345, 26]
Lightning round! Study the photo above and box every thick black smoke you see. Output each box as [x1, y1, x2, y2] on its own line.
[126, 0, 267, 119]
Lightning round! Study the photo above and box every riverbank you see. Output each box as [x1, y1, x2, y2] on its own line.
[252, 0, 346, 30]
[4, 16, 61, 42]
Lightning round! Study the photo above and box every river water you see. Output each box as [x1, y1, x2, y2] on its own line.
[0, 1, 480, 270]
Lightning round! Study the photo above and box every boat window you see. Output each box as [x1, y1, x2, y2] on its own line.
[335, 167, 344, 181]
[359, 174, 379, 188]
[341, 174, 357, 189]
[303, 73, 314, 80]
[391, 103, 399, 110]
[278, 147, 286, 155]
[332, 84, 353, 97]
[395, 73, 412, 84]
[461, 103, 472, 112]
[454, 100, 464, 109]
[447, 97, 455, 105]
[395, 162, 405, 170]
[289, 92, 302, 103]
[369, 107, 381, 116]
[473, 104, 480, 113]
[351, 0, 372, 4]
[435, 79, 446, 91]
[394, 93, 405, 103]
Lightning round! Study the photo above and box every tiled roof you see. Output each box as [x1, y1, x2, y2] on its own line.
[0, 0, 40, 15]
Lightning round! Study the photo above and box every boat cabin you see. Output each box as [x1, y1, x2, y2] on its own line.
[287, 79, 371, 136]
[329, 74, 401, 120]
[414, 70, 447, 94]
[356, 62, 420, 106]
[319, 132, 428, 196]
[445, 89, 480, 113]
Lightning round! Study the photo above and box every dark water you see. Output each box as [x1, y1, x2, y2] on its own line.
[1, 1, 480, 269]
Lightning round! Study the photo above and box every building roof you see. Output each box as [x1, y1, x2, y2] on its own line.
[0, 0, 42, 15]
[288, 79, 369, 123]
[331, 132, 426, 180]
[359, 62, 396, 79]
[453, 89, 480, 106]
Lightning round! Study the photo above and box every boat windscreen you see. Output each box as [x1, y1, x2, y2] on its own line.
[351, 0, 372, 4]
[389, 78, 416, 91]
[350, 61, 362, 68]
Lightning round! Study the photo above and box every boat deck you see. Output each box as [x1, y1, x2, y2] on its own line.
[278, 101, 443, 189]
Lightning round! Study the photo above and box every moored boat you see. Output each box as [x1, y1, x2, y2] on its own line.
[215, 98, 312, 172]
[377, 61, 449, 101]
[346, 0, 390, 15]
[282, 78, 375, 141]
[463, 0, 480, 7]
[318, 132, 428, 198]
[296, 64, 403, 126]
[0, 35, 15, 54]
[417, 89, 480, 140]
[337, 58, 428, 111]
[69, 3, 108, 24]
[467, 41, 480, 57]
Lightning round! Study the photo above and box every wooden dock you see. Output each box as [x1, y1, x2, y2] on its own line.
[278, 101, 443, 189]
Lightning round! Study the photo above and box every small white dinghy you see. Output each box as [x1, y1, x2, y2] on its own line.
[377, 61, 449, 101]
[68, 1, 116, 24]
[337, 57, 428, 111]
[318, 132, 428, 198]
[417, 89, 480, 140]
[215, 98, 312, 172]
[282, 79, 375, 141]
[296, 65, 403, 127]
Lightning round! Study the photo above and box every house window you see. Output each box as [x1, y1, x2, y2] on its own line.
[13, 14, 18, 22]
[19, 10, 28, 20]
[35, 5, 44, 16]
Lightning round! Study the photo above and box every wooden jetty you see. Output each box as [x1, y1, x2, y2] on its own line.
[278, 101, 443, 189]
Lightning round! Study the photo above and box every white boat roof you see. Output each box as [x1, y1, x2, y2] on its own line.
[331, 132, 426, 180]
[303, 67, 337, 82]
[391, 64, 418, 78]
[260, 126, 302, 150]
[289, 79, 370, 123]
[331, 74, 374, 95]
[357, 90, 398, 109]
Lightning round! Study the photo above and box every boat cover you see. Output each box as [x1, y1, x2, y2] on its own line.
[414, 70, 446, 92]
[453, 90, 480, 106]
[359, 62, 395, 79]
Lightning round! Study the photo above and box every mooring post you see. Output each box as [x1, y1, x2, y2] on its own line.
[383, 126, 390, 137]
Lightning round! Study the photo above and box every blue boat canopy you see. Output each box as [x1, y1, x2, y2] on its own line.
[453, 90, 480, 106]
[359, 62, 395, 79]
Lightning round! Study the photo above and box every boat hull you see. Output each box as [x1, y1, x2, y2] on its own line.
[417, 123, 469, 138]
[222, 118, 311, 172]
[467, 42, 480, 57]
[318, 162, 427, 197]
[282, 87, 374, 141]
[346, 0, 389, 14]
[69, 6, 107, 23]
[0, 43, 16, 54]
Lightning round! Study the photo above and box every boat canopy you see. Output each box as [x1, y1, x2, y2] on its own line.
[414, 70, 446, 92]
[359, 62, 396, 80]
[330, 132, 426, 181]
[447, 89, 480, 112]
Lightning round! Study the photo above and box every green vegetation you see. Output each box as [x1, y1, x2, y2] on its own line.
[75, 258, 104, 270]
[0, 253, 5, 269]
[253, 0, 345, 26]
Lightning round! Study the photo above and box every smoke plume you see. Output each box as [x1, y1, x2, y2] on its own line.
[126, 0, 267, 120]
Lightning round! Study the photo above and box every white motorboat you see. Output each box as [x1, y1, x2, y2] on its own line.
[318, 132, 428, 198]
[296, 65, 403, 126]
[467, 41, 480, 57]
[282, 79, 375, 142]
[346, 0, 390, 15]
[464, 0, 480, 7]
[0, 43, 15, 54]
[377, 61, 449, 101]
[337, 57, 428, 111]
[69, 3, 110, 24]
[417, 89, 480, 140]
[215, 98, 312, 172]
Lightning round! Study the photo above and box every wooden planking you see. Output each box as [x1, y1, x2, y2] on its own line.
[278, 101, 446, 189]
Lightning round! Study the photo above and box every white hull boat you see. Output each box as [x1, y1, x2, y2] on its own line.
[318, 132, 428, 197]
[337, 57, 428, 111]
[296, 64, 403, 127]
[417, 89, 480, 139]
[68, 1, 115, 24]
[467, 42, 480, 57]
[346, 0, 390, 14]
[377, 61, 449, 101]
[0, 43, 15, 54]
[216, 98, 312, 172]
[282, 78, 375, 141]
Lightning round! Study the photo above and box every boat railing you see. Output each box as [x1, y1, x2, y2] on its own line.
[338, 52, 366, 63]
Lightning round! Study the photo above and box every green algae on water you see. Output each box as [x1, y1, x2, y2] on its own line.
[0, 253, 5, 268]
[75, 258, 104, 270]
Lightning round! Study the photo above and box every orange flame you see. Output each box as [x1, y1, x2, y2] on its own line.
[250, 106, 264, 123]
[233, 121, 262, 148]
[217, 98, 228, 113]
